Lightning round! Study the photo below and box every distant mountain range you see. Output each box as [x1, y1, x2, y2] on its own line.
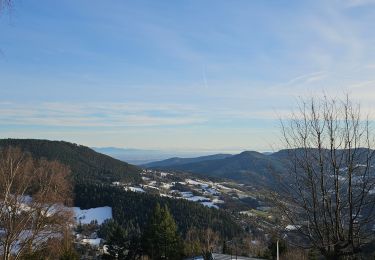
[0, 139, 286, 187]
[142, 154, 233, 168]
[144, 151, 288, 187]
[5, 138, 372, 192]
[144, 148, 375, 188]
[0, 139, 287, 188]
[93, 147, 218, 165]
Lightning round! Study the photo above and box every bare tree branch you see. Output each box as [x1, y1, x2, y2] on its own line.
[275, 96, 375, 259]
[0, 147, 74, 260]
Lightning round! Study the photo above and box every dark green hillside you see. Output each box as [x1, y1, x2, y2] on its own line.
[271, 147, 375, 163]
[0, 139, 244, 240]
[147, 148, 375, 189]
[150, 151, 287, 187]
[75, 183, 243, 239]
[143, 153, 232, 168]
[0, 138, 141, 184]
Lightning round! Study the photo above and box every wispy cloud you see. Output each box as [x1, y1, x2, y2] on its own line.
[0, 102, 206, 127]
[340, 0, 375, 7]
[0, 100, 291, 129]
[274, 71, 328, 89]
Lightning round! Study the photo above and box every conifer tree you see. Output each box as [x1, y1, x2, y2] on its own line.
[143, 203, 183, 259]
[105, 223, 129, 259]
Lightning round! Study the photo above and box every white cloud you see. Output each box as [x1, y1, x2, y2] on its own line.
[0, 102, 206, 127]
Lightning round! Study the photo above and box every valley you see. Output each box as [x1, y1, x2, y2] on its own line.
[2, 139, 375, 259]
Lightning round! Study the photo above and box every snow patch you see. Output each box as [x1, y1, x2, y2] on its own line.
[125, 187, 145, 193]
[81, 238, 102, 247]
[201, 202, 219, 209]
[285, 225, 300, 231]
[74, 206, 112, 225]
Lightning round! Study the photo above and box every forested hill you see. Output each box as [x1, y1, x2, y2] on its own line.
[146, 151, 287, 187]
[0, 139, 141, 184]
[142, 153, 232, 168]
[75, 183, 243, 239]
[145, 148, 375, 188]
[0, 138, 245, 240]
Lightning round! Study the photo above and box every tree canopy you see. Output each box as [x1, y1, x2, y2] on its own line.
[143, 203, 183, 259]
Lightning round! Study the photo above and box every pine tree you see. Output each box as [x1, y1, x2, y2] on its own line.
[143, 203, 183, 259]
[105, 223, 129, 259]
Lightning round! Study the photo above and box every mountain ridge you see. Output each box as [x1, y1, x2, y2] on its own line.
[142, 153, 233, 168]
[144, 150, 287, 187]
[145, 148, 375, 188]
[0, 138, 142, 184]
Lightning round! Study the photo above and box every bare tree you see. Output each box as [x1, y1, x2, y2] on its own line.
[0, 147, 74, 260]
[0, 0, 11, 12]
[276, 96, 375, 259]
[201, 228, 219, 259]
[183, 227, 220, 259]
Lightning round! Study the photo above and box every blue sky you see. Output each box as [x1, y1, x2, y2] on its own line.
[1, 0, 375, 151]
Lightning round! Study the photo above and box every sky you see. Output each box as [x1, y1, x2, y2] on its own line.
[1, 0, 375, 152]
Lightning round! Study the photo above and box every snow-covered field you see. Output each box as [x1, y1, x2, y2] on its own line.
[177, 191, 220, 208]
[201, 201, 219, 209]
[81, 238, 102, 246]
[125, 186, 145, 193]
[115, 169, 264, 211]
[74, 206, 112, 225]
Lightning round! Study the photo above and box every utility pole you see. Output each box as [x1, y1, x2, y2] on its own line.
[276, 239, 279, 260]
